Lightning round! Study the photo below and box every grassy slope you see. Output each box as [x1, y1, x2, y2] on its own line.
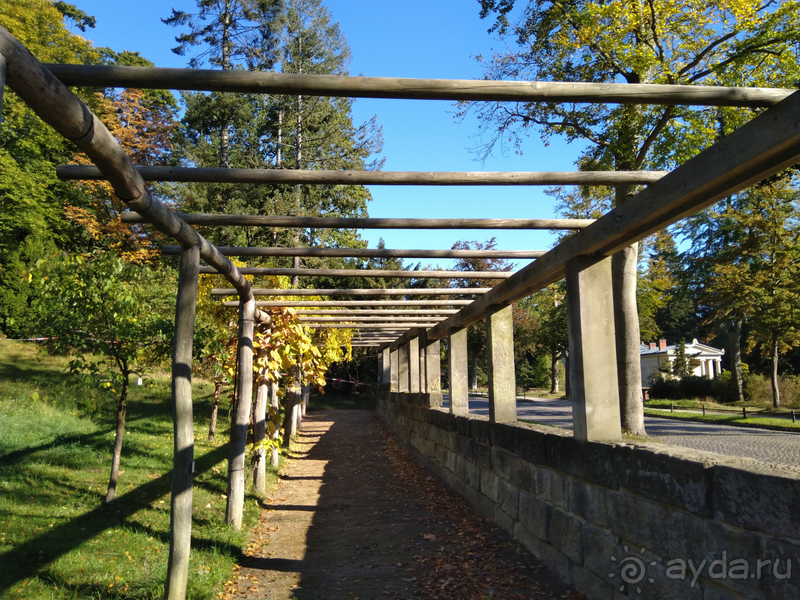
[0, 339, 277, 600]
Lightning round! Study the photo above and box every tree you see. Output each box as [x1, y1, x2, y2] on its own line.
[28, 251, 175, 501]
[471, 0, 800, 435]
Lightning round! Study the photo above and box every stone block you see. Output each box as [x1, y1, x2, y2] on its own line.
[536, 466, 570, 510]
[608, 491, 670, 552]
[549, 508, 584, 564]
[494, 506, 516, 536]
[572, 564, 619, 600]
[510, 422, 550, 465]
[546, 432, 586, 479]
[702, 584, 749, 600]
[434, 443, 448, 468]
[480, 467, 498, 502]
[497, 478, 520, 522]
[492, 421, 521, 453]
[470, 417, 492, 445]
[513, 523, 574, 587]
[757, 536, 799, 600]
[462, 485, 496, 521]
[614, 443, 713, 517]
[455, 415, 471, 437]
[711, 460, 800, 539]
[427, 407, 454, 431]
[473, 442, 493, 470]
[569, 479, 612, 529]
[519, 491, 552, 541]
[493, 449, 534, 494]
[454, 434, 474, 462]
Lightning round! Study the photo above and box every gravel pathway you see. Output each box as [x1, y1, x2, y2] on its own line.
[444, 396, 800, 468]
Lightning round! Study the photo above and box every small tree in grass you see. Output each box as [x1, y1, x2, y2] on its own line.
[28, 250, 174, 502]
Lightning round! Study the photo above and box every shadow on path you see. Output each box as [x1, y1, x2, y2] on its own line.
[234, 409, 579, 600]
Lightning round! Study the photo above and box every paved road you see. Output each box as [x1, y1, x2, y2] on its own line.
[443, 396, 800, 469]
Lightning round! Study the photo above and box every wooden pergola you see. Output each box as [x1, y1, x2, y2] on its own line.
[2, 24, 798, 600]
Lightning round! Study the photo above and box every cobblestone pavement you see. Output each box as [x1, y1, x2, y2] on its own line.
[444, 396, 800, 469]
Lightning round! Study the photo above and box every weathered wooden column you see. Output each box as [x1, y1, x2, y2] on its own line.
[165, 244, 199, 600]
[398, 343, 410, 393]
[270, 381, 280, 467]
[486, 304, 517, 423]
[565, 256, 622, 441]
[382, 347, 391, 390]
[390, 347, 399, 392]
[0, 52, 6, 130]
[409, 336, 420, 393]
[226, 296, 255, 529]
[448, 328, 469, 415]
[252, 380, 268, 495]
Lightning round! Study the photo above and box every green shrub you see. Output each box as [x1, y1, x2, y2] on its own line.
[744, 373, 800, 407]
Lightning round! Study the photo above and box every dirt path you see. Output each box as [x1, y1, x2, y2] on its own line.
[232, 410, 581, 600]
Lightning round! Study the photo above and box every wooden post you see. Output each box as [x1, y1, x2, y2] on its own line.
[448, 328, 469, 415]
[165, 245, 199, 600]
[565, 256, 622, 442]
[409, 337, 420, 394]
[269, 382, 279, 467]
[252, 380, 268, 496]
[486, 304, 517, 424]
[0, 52, 6, 132]
[226, 296, 255, 529]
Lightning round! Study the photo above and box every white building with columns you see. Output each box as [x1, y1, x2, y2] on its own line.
[640, 339, 725, 387]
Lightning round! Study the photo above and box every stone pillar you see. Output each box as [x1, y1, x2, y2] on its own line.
[486, 304, 517, 424]
[382, 347, 391, 390]
[398, 344, 410, 393]
[418, 330, 427, 392]
[390, 347, 399, 392]
[566, 256, 622, 442]
[409, 336, 420, 393]
[424, 335, 442, 408]
[448, 328, 469, 415]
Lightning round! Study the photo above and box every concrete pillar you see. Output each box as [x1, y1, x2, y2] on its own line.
[382, 347, 391, 389]
[566, 256, 622, 442]
[486, 304, 517, 424]
[448, 328, 469, 415]
[424, 338, 441, 394]
[418, 330, 427, 392]
[409, 337, 420, 393]
[398, 344, 410, 393]
[390, 347, 399, 392]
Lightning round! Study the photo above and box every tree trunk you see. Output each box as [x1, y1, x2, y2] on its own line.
[724, 319, 745, 402]
[208, 380, 223, 441]
[469, 353, 478, 392]
[550, 351, 559, 394]
[282, 382, 298, 448]
[253, 381, 268, 495]
[105, 376, 128, 503]
[613, 243, 647, 436]
[771, 331, 781, 408]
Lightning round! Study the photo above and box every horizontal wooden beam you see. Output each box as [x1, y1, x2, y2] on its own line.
[126, 213, 592, 230]
[306, 324, 429, 329]
[418, 90, 800, 346]
[46, 64, 791, 107]
[212, 288, 490, 296]
[61, 165, 666, 186]
[299, 316, 447, 323]
[199, 266, 512, 279]
[163, 246, 546, 259]
[293, 310, 458, 316]
[222, 300, 474, 307]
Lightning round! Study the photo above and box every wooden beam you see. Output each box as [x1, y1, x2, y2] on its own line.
[222, 300, 474, 307]
[293, 310, 459, 316]
[0, 28, 262, 308]
[212, 288, 490, 296]
[62, 165, 666, 186]
[423, 90, 800, 343]
[126, 213, 592, 230]
[199, 266, 512, 279]
[46, 63, 792, 107]
[306, 324, 428, 329]
[163, 246, 546, 259]
[299, 316, 448, 323]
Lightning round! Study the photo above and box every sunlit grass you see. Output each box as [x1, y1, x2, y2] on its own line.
[0, 339, 278, 600]
[645, 408, 800, 431]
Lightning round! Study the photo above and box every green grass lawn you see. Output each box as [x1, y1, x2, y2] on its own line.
[644, 408, 800, 431]
[0, 339, 278, 600]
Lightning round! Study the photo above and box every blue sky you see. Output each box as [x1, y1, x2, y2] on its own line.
[68, 0, 585, 268]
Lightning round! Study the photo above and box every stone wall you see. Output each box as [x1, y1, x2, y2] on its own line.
[377, 392, 800, 600]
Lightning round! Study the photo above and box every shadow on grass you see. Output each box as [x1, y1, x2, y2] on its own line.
[0, 444, 228, 594]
